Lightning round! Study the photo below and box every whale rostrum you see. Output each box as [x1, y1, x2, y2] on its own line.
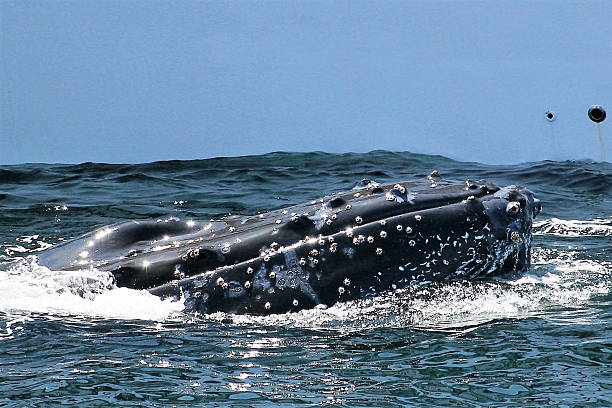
[37, 178, 541, 315]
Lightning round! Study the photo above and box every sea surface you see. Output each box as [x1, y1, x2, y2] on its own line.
[0, 151, 610, 407]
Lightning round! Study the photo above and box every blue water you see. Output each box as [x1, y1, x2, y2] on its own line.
[1, 152, 610, 406]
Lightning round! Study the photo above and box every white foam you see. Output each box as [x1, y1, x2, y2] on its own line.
[220, 249, 611, 331]
[0, 256, 184, 321]
[534, 217, 612, 237]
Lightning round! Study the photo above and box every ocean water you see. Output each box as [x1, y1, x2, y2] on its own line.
[0, 151, 610, 407]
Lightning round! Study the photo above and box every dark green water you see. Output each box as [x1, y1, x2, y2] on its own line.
[1, 152, 610, 407]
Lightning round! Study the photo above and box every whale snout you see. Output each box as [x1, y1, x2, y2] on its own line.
[487, 185, 539, 272]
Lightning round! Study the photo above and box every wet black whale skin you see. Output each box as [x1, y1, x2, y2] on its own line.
[37, 180, 540, 315]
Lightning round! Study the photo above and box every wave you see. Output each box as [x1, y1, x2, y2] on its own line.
[3, 151, 610, 193]
[534, 217, 612, 237]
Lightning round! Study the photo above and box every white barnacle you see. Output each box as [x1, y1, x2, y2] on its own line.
[247, 266, 254, 274]
[510, 231, 523, 244]
[405, 226, 413, 234]
[310, 249, 319, 257]
[385, 193, 396, 201]
[507, 201, 521, 216]
[367, 236, 374, 243]
[328, 236, 335, 243]
[467, 195, 475, 201]
[376, 247, 383, 255]
[244, 281, 251, 289]
[264, 302, 271, 310]
[343, 278, 351, 286]
[269, 271, 276, 279]
[299, 258, 306, 266]
[345, 204, 352, 210]
[354, 192, 361, 198]
[414, 215, 422, 221]
[355, 216, 363, 224]
[222, 282, 229, 290]
[326, 219, 333, 226]
[338, 286, 345, 295]
[396, 225, 403, 231]
[318, 239, 325, 246]
[330, 243, 338, 253]
[292, 299, 299, 307]
[275, 219, 282, 224]
[313, 258, 319, 265]
[346, 228, 354, 238]
[216, 277, 225, 286]
[379, 219, 386, 226]
[409, 240, 416, 247]
[380, 231, 387, 238]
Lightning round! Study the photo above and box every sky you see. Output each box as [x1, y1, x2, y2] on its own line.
[1, 0, 611, 164]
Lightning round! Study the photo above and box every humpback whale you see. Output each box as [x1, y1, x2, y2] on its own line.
[37, 178, 540, 315]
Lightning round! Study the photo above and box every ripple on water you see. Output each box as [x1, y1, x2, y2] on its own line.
[0, 154, 611, 406]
